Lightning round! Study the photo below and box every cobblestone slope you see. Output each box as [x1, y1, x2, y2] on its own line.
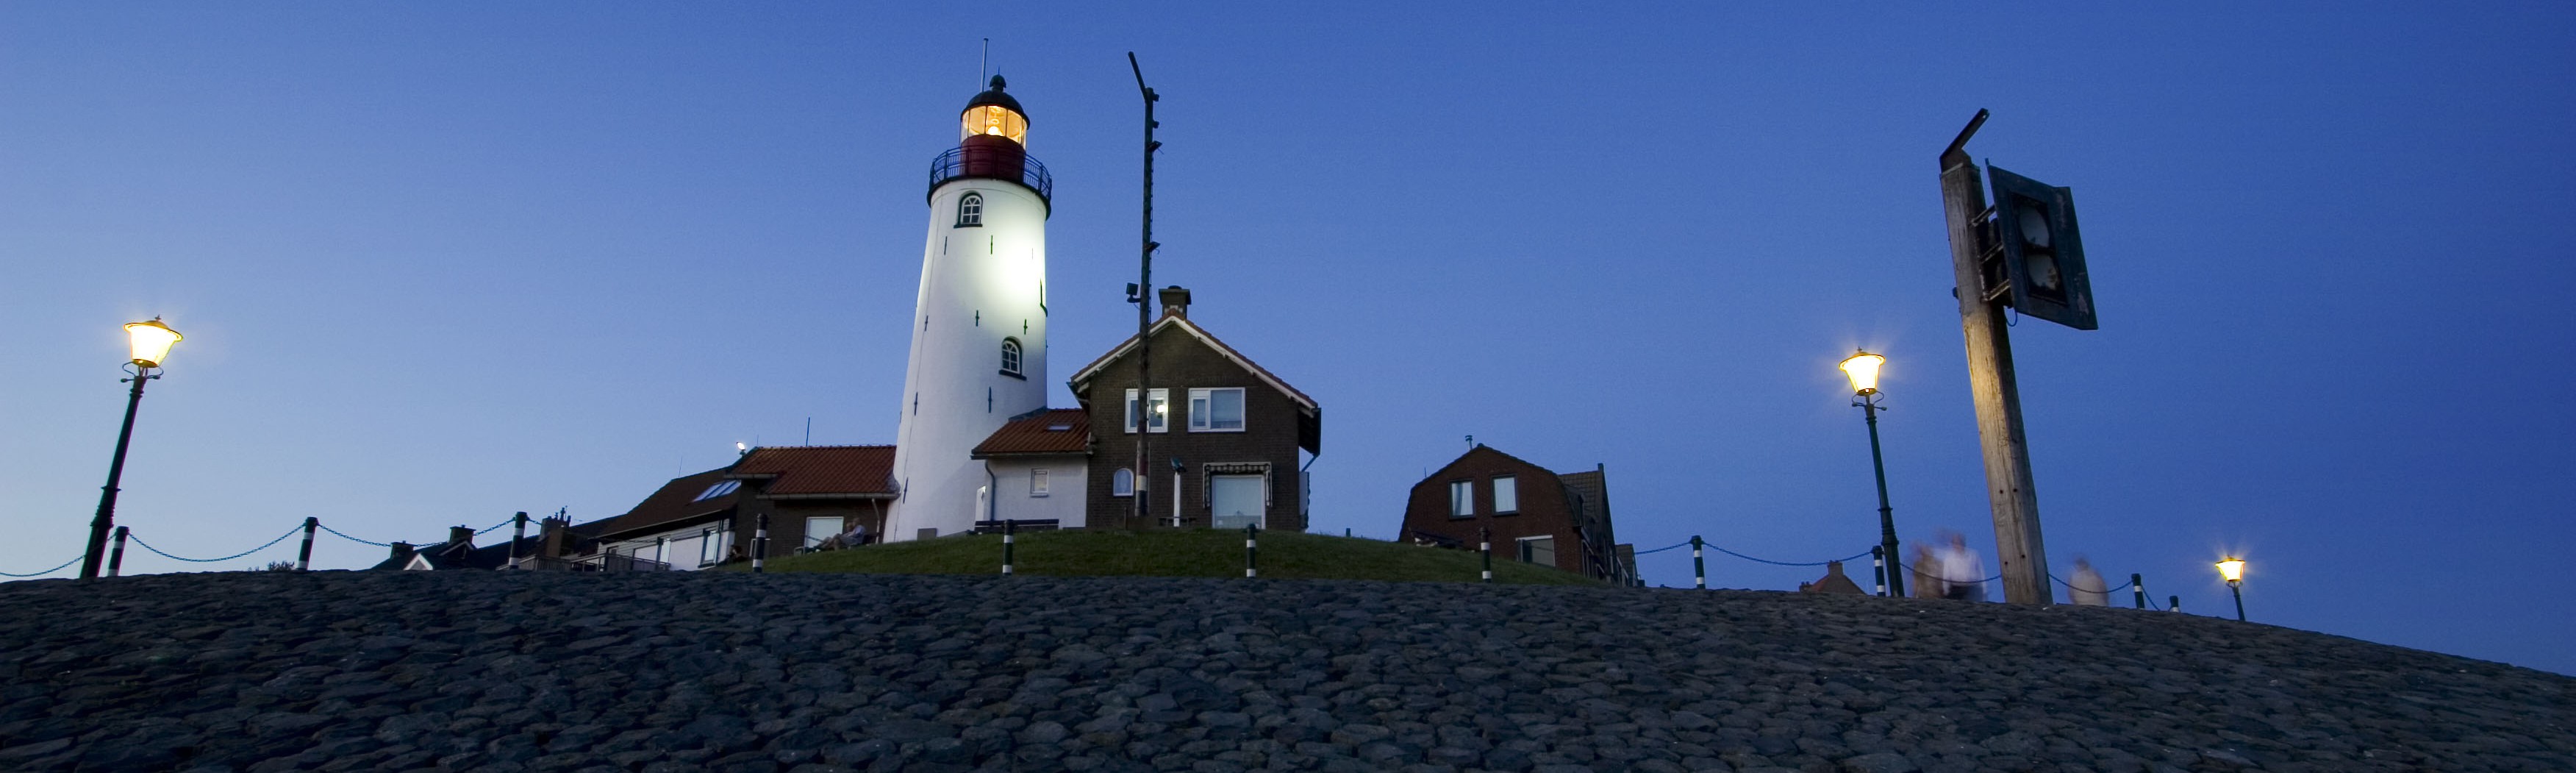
[1, 571, 2568, 772]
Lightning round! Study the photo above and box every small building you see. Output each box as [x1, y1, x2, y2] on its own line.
[1064, 288, 1321, 531]
[1799, 561, 1867, 595]
[1400, 444, 1634, 583]
[587, 445, 898, 570]
[971, 407, 1093, 530]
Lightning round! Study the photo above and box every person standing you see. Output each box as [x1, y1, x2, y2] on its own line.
[1909, 544, 1946, 599]
[2068, 556, 2110, 606]
[1937, 531, 1986, 602]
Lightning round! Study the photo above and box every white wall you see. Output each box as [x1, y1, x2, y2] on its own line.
[986, 456, 1087, 528]
[601, 520, 732, 571]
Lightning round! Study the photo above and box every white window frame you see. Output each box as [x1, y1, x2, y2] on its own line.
[1112, 467, 1134, 497]
[1492, 476, 1518, 514]
[956, 192, 983, 227]
[1448, 480, 1473, 518]
[1187, 388, 1246, 432]
[1001, 338, 1023, 377]
[1123, 388, 1169, 433]
[804, 516, 841, 549]
[1031, 469, 1050, 497]
[1517, 535, 1556, 566]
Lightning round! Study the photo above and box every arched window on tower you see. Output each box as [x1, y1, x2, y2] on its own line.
[1000, 338, 1023, 377]
[956, 193, 984, 227]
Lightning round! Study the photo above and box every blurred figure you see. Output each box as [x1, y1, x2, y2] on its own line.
[1936, 531, 1986, 602]
[1909, 543, 1946, 599]
[2068, 556, 2110, 606]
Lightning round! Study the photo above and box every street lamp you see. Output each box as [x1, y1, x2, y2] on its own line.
[2217, 556, 2247, 621]
[79, 318, 182, 579]
[1839, 349, 1903, 596]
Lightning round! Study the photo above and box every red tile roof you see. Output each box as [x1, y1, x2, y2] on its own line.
[730, 445, 898, 496]
[598, 468, 741, 541]
[973, 408, 1092, 457]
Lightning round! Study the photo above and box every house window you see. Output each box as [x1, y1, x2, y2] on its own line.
[1188, 388, 1245, 432]
[1492, 476, 1518, 513]
[692, 480, 741, 502]
[1001, 338, 1023, 377]
[1448, 480, 1473, 518]
[1517, 535, 1556, 567]
[698, 527, 720, 567]
[1210, 474, 1264, 529]
[1124, 388, 1168, 433]
[956, 193, 983, 227]
[804, 516, 842, 549]
[1112, 468, 1134, 496]
[1031, 469, 1050, 497]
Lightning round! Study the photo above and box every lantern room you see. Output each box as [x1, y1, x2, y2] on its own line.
[959, 75, 1028, 146]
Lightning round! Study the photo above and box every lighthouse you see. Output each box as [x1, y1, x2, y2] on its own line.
[887, 76, 1054, 541]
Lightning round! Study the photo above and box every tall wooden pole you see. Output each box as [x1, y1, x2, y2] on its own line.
[1937, 110, 2051, 605]
[1128, 53, 1159, 531]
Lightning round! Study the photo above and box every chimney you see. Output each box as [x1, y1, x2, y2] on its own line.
[386, 541, 415, 566]
[539, 516, 568, 559]
[1158, 286, 1192, 320]
[448, 526, 476, 547]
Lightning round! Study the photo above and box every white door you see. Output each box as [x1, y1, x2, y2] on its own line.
[1210, 474, 1264, 529]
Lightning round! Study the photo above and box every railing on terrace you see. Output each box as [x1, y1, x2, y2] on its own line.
[928, 147, 1052, 204]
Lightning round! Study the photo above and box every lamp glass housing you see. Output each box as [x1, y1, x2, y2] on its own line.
[1839, 350, 1886, 395]
[125, 318, 182, 368]
[959, 105, 1028, 146]
[2217, 557, 2246, 583]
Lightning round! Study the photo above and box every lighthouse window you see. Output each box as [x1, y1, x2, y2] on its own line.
[1000, 338, 1023, 377]
[956, 193, 984, 227]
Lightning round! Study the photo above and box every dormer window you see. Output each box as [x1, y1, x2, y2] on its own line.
[956, 193, 984, 227]
[1000, 338, 1023, 377]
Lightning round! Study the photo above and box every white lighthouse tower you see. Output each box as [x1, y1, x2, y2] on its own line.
[887, 76, 1053, 541]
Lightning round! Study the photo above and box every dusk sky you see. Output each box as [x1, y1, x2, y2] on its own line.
[6, 4, 2571, 675]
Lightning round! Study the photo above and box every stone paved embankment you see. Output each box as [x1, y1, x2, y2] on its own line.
[1, 571, 2569, 772]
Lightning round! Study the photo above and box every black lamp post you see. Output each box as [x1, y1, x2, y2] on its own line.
[2217, 557, 2247, 621]
[80, 318, 182, 580]
[1841, 349, 1903, 597]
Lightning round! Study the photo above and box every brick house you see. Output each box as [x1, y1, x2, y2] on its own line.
[1063, 287, 1320, 531]
[585, 445, 898, 570]
[1400, 444, 1634, 583]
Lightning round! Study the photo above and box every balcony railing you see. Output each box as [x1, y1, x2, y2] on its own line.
[929, 146, 1052, 204]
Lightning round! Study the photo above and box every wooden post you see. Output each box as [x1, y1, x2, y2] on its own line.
[1479, 527, 1492, 583]
[2131, 572, 2148, 609]
[1691, 535, 1706, 589]
[753, 513, 768, 574]
[297, 517, 318, 571]
[107, 526, 128, 577]
[1937, 110, 2052, 605]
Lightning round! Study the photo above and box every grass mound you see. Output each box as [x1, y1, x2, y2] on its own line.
[729, 528, 1599, 585]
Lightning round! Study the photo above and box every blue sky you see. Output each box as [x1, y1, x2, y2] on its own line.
[5, 4, 2571, 674]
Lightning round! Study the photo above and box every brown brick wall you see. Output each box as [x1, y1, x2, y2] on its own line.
[1401, 446, 1587, 574]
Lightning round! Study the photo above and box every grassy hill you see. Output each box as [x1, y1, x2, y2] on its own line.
[724, 528, 1600, 585]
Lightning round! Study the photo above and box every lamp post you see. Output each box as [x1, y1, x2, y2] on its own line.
[2217, 557, 2247, 621]
[1840, 349, 1903, 597]
[80, 318, 182, 580]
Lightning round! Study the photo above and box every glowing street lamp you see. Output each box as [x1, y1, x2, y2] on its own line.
[2216, 556, 2247, 621]
[81, 318, 184, 579]
[1840, 349, 1903, 596]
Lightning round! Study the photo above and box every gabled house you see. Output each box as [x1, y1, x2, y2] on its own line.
[1400, 444, 1634, 583]
[1064, 287, 1321, 531]
[588, 445, 897, 570]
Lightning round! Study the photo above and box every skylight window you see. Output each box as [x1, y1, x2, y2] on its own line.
[693, 480, 742, 502]
[1045, 424, 1072, 432]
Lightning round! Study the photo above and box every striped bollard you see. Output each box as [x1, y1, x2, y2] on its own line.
[1002, 519, 1015, 576]
[508, 511, 528, 570]
[753, 513, 768, 574]
[1691, 535, 1706, 589]
[1870, 546, 1888, 596]
[1479, 527, 1492, 583]
[1244, 522, 1258, 578]
[297, 517, 318, 571]
[2169, 595, 2181, 613]
[107, 526, 129, 577]
[2131, 573, 2148, 610]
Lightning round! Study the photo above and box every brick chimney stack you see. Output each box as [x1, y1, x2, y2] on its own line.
[448, 526, 476, 547]
[1159, 286, 1192, 320]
